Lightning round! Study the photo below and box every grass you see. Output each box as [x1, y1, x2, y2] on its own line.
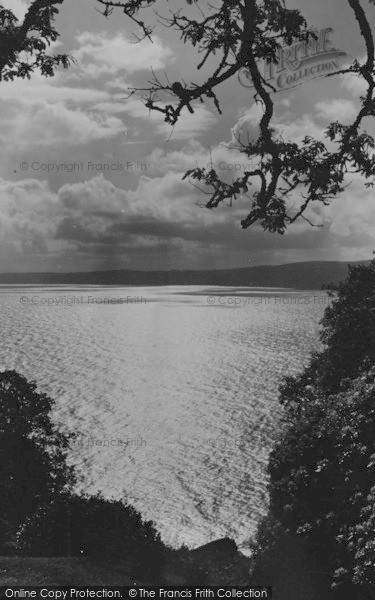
[0, 556, 147, 586]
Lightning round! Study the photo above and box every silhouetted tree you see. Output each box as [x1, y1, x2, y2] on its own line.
[18, 493, 167, 579]
[280, 260, 375, 397]
[251, 260, 375, 597]
[0, 370, 75, 549]
[0, 1, 70, 81]
[96, 0, 375, 233]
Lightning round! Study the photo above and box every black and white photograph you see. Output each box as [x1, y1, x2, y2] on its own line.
[0, 0, 375, 598]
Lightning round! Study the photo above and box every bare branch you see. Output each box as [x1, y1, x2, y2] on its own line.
[95, 0, 375, 233]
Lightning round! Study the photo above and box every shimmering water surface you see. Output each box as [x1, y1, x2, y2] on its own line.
[0, 285, 328, 552]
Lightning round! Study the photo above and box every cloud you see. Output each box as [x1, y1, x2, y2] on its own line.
[73, 32, 174, 78]
[0, 74, 110, 105]
[158, 106, 218, 140]
[0, 100, 124, 146]
[227, 109, 324, 150]
[146, 141, 207, 174]
[9, 0, 28, 20]
[0, 71, 128, 150]
[104, 78, 130, 91]
[341, 73, 368, 97]
[93, 102, 130, 114]
[0, 171, 237, 271]
[228, 114, 261, 148]
[315, 98, 357, 122]
[1, 166, 374, 272]
[0, 178, 67, 265]
[325, 180, 375, 242]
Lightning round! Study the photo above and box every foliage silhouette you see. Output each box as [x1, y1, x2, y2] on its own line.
[251, 260, 375, 597]
[96, 0, 375, 232]
[0, 1, 71, 81]
[0, 370, 75, 552]
[17, 493, 166, 579]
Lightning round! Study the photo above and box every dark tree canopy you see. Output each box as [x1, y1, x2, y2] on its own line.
[251, 260, 375, 595]
[0, 370, 167, 576]
[0, 371, 74, 550]
[0, 0, 70, 81]
[18, 492, 166, 579]
[96, 0, 375, 233]
[281, 260, 375, 397]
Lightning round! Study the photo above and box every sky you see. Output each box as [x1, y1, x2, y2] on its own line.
[1, 0, 375, 272]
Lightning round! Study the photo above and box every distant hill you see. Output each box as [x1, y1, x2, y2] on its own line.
[0, 261, 370, 289]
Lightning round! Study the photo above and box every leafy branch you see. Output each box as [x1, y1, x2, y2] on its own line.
[0, 0, 72, 81]
[97, 0, 375, 233]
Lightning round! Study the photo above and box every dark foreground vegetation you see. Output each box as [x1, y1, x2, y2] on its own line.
[252, 260, 375, 598]
[0, 370, 249, 584]
[0, 556, 138, 586]
[0, 370, 166, 581]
